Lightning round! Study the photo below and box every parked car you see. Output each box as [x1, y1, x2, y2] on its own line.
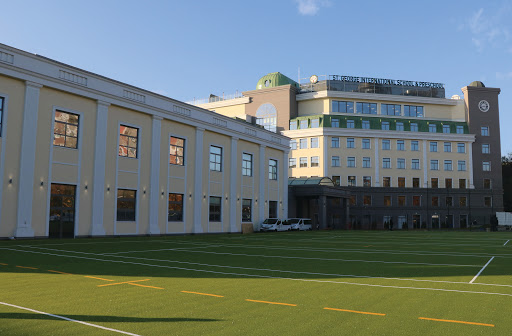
[260, 218, 282, 231]
[288, 218, 313, 231]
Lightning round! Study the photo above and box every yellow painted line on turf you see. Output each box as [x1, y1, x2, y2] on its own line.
[0, 263, 7, 265]
[16, 266, 38, 270]
[245, 299, 297, 307]
[48, 270, 73, 275]
[324, 307, 385, 316]
[181, 291, 224, 297]
[128, 283, 164, 290]
[97, 279, 151, 287]
[418, 317, 494, 327]
[85, 276, 115, 281]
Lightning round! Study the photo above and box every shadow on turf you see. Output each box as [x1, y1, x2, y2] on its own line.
[0, 313, 221, 323]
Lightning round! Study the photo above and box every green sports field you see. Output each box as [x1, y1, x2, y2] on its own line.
[1, 231, 512, 336]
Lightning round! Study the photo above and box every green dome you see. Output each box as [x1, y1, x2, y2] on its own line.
[469, 81, 485, 87]
[256, 72, 300, 90]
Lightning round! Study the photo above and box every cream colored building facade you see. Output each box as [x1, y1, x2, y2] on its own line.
[0, 44, 289, 239]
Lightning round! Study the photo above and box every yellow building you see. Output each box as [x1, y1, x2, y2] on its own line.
[194, 72, 503, 230]
[0, 44, 289, 239]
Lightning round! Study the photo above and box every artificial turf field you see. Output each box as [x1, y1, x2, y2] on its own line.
[1, 231, 512, 336]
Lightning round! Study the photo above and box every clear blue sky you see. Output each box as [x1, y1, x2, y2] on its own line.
[2, 0, 511, 153]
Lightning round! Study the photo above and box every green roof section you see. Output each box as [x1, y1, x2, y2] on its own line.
[289, 115, 469, 134]
[256, 72, 300, 90]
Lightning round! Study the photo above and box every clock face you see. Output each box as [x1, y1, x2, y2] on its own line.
[478, 100, 490, 112]
[310, 75, 318, 84]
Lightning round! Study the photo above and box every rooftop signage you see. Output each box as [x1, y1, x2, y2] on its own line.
[329, 75, 444, 89]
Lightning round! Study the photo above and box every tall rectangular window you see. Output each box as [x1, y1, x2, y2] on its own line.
[457, 143, 465, 153]
[458, 160, 466, 171]
[363, 157, 371, 168]
[383, 158, 391, 169]
[348, 176, 356, 186]
[410, 123, 418, 132]
[332, 176, 341, 186]
[290, 140, 297, 150]
[242, 153, 253, 176]
[347, 138, 355, 148]
[459, 179, 466, 189]
[459, 197, 467, 207]
[350, 195, 357, 205]
[413, 196, 421, 206]
[117, 189, 136, 221]
[300, 120, 308, 129]
[299, 139, 307, 149]
[445, 178, 452, 189]
[362, 120, 370, 129]
[432, 196, 439, 207]
[311, 156, 319, 167]
[431, 178, 438, 188]
[397, 158, 405, 169]
[444, 160, 453, 171]
[483, 179, 492, 189]
[311, 119, 320, 128]
[443, 125, 450, 133]
[54, 111, 79, 149]
[456, 125, 464, 134]
[331, 137, 340, 148]
[311, 138, 319, 148]
[430, 142, 437, 152]
[347, 157, 356, 167]
[412, 178, 420, 188]
[384, 196, 392, 206]
[483, 161, 491, 171]
[429, 124, 437, 133]
[331, 156, 340, 167]
[209, 146, 222, 171]
[119, 125, 138, 158]
[242, 199, 252, 222]
[331, 119, 340, 128]
[289, 121, 297, 130]
[363, 195, 372, 205]
[289, 158, 296, 168]
[381, 121, 390, 130]
[168, 193, 183, 221]
[482, 144, 490, 154]
[382, 139, 390, 150]
[397, 140, 405, 151]
[357, 102, 377, 114]
[362, 139, 371, 149]
[170, 136, 185, 165]
[332, 101, 354, 113]
[269, 201, 278, 218]
[347, 120, 355, 128]
[430, 160, 439, 170]
[269, 159, 278, 180]
[398, 196, 406, 206]
[398, 177, 405, 188]
[481, 126, 489, 136]
[444, 142, 451, 152]
[209, 196, 221, 222]
[411, 159, 420, 170]
[363, 176, 371, 187]
[396, 122, 404, 131]
[484, 196, 492, 207]
[300, 157, 307, 168]
[383, 177, 391, 187]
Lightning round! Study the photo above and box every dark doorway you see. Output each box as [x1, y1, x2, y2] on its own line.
[49, 184, 76, 238]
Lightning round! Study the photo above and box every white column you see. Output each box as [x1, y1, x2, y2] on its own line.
[148, 115, 162, 235]
[229, 136, 238, 232]
[323, 136, 328, 177]
[15, 81, 42, 237]
[90, 101, 109, 236]
[258, 145, 266, 227]
[468, 141, 474, 188]
[374, 138, 380, 187]
[193, 127, 205, 233]
[423, 140, 428, 187]
[283, 150, 289, 219]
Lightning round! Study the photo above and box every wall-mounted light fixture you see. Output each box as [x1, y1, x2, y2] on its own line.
[107, 187, 110, 191]
[40, 181, 44, 186]
[84, 184, 88, 190]
[161, 191, 165, 196]
[189, 194, 192, 198]
[143, 189, 146, 194]
[9, 178, 12, 184]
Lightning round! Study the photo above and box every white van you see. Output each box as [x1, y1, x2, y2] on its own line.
[260, 218, 281, 231]
[288, 218, 313, 231]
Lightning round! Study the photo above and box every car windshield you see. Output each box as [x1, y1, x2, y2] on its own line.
[288, 218, 300, 224]
[263, 219, 278, 224]
[304, 219, 312, 225]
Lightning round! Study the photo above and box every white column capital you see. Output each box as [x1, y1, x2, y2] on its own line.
[196, 126, 205, 132]
[97, 100, 111, 108]
[152, 115, 163, 121]
[25, 81, 43, 89]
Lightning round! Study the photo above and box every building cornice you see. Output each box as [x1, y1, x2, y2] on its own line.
[297, 90, 460, 106]
[0, 43, 290, 151]
[196, 96, 250, 109]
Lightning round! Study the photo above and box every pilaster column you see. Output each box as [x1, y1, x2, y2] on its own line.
[423, 140, 428, 187]
[258, 145, 266, 227]
[91, 100, 109, 236]
[193, 127, 205, 233]
[16, 81, 42, 237]
[374, 138, 380, 187]
[229, 137, 238, 232]
[468, 142, 474, 188]
[148, 115, 162, 235]
[323, 136, 328, 177]
[282, 150, 289, 220]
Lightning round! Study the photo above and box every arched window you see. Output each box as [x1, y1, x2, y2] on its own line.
[255, 103, 277, 133]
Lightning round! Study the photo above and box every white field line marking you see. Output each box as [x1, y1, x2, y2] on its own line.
[505, 240, 510, 246]
[0, 301, 141, 336]
[6, 248, 512, 298]
[11, 247, 512, 289]
[103, 247, 481, 267]
[470, 257, 495, 284]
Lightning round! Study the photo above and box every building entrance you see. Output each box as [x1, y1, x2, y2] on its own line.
[49, 184, 76, 238]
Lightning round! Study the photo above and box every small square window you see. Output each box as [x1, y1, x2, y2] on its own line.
[362, 120, 370, 129]
[331, 119, 339, 128]
[347, 120, 355, 128]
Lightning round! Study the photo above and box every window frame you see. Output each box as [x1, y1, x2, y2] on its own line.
[53, 109, 80, 150]
[242, 199, 252, 222]
[209, 145, 223, 172]
[269, 159, 278, 180]
[168, 193, 184, 222]
[209, 196, 222, 222]
[242, 152, 253, 176]
[119, 124, 139, 159]
[169, 135, 186, 166]
[116, 189, 137, 222]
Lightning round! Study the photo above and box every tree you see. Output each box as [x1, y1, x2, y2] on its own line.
[503, 153, 512, 211]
